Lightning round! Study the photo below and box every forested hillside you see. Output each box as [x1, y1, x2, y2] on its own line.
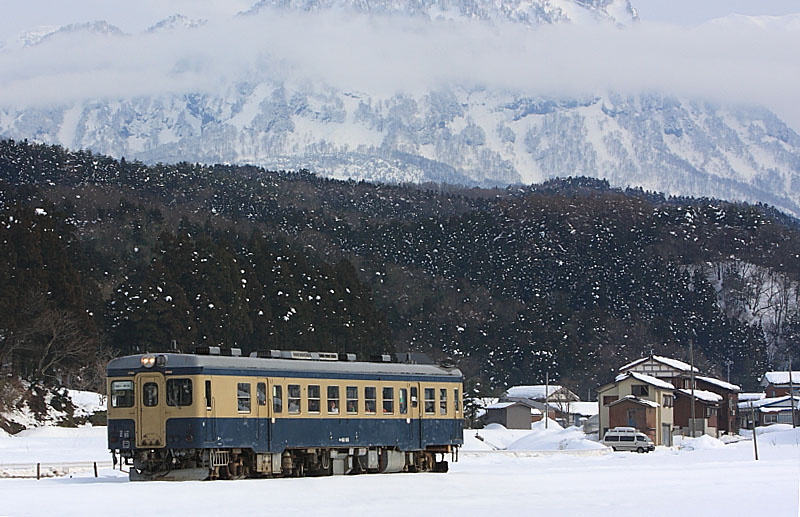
[1, 139, 798, 399]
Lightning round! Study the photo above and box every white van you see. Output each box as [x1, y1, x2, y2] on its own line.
[602, 427, 655, 452]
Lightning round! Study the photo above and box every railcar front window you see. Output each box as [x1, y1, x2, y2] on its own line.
[288, 385, 301, 414]
[424, 388, 435, 414]
[328, 386, 340, 414]
[399, 388, 408, 414]
[273, 385, 283, 413]
[308, 385, 321, 413]
[237, 383, 251, 413]
[166, 379, 192, 407]
[383, 387, 394, 414]
[365, 387, 377, 414]
[346, 386, 358, 414]
[111, 380, 134, 408]
[440, 388, 448, 415]
[143, 382, 158, 407]
[257, 383, 267, 406]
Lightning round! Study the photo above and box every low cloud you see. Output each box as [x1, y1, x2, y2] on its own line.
[1, 9, 799, 129]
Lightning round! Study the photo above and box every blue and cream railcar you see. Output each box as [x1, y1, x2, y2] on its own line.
[107, 351, 463, 480]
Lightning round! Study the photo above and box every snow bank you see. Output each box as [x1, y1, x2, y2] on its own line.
[678, 434, 726, 450]
[507, 426, 606, 451]
[0, 425, 109, 464]
[67, 390, 105, 417]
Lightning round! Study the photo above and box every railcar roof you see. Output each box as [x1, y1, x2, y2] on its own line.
[107, 353, 462, 379]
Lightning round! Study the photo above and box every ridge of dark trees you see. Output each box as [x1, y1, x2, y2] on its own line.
[1, 138, 798, 397]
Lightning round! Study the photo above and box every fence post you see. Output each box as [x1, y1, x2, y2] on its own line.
[94, 462, 98, 478]
[37, 463, 40, 480]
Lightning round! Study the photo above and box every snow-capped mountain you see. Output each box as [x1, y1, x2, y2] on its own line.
[1, 0, 799, 215]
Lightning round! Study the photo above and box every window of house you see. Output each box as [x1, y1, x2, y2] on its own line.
[237, 383, 251, 413]
[308, 385, 321, 413]
[365, 387, 377, 414]
[166, 379, 192, 407]
[383, 387, 394, 414]
[143, 382, 158, 407]
[424, 388, 435, 414]
[257, 382, 267, 406]
[273, 385, 283, 413]
[706, 407, 717, 418]
[631, 385, 649, 397]
[411, 387, 419, 408]
[764, 413, 777, 424]
[328, 386, 340, 414]
[288, 384, 301, 414]
[111, 380, 134, 408]
[346, 386, 358, 414]
[440, 388, 448, 415]
[399, 388, 408, 414]
[603, 395, 618, 406]
[205, 380, 212, 410]
[662, 395, 674, 407]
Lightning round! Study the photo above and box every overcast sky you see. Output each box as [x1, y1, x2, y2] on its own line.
[1, 1, 800, 131]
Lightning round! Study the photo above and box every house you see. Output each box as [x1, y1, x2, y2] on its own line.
[617, 354, 740, 436]
[596, 371, 675, 446]
[483, 401, 534, 429]
[502, 384, 588, 427]
[673, 389, 722, 437]
[737, 395, 800, 427]
[760, 371, 800, 398]
[695, 376, 740, 435]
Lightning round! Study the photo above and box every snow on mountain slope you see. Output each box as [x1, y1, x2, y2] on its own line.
[0, 1, 799, 215]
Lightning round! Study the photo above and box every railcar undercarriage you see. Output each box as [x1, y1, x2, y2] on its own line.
[116, 445, 455, 481]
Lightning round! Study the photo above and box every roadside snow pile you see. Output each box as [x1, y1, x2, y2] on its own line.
[679, 434, 726, 450]
[464, 423, 602, 451]
[752, 426, 800, 446]
[507, 426, 606, 451]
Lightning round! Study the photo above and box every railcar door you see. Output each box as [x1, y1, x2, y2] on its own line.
[135, 373, 165, 448]
[255, 378, 268, 449]
[204, 378, 216, 443]
[412, 382, 423, 449]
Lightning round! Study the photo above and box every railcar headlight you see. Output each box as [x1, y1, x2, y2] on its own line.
[141, 356, 156, 368]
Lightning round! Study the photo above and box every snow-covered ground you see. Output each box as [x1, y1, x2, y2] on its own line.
[0, 424, 798, 516]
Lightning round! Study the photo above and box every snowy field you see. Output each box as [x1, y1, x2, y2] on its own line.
[0, 423, 798, 516]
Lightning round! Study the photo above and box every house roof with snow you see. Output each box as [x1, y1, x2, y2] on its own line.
[738, 392, 765, 402]
[504, 385, 578, 401]
[737, 395, 799, 410]
[609, 395, 660, 408]
[486, 402, 521, 410]
[615, 371, 675, 390]
[676, 389, 723, 404]
[619, 355, 698, 374]
[761, 371, 800, 386]
[696, 376, 740, 392]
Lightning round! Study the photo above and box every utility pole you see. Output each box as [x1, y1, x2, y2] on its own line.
[544, 371, 549, 430]
[790, 355, 796, 429]
[750, 400, 759, 461]
[690, 339, 696, 438]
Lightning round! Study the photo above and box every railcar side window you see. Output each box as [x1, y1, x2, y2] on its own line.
[365, 387, 377, 414]
[257, 383, 267, 406]
[328, 386, 340, 414]
[273, 385, 283, 413]
[440, 388, 448, 415]
[288, 385, 301, 414]
[308, 385, 321, 413]
[454, 388, 460, 413]
[166, 379, 192, 407]
[411, 387, 418, 409]
[237, 383, 251, 413]
[346, 386, 358, 414]
[111, 380, 134, 408]
[205, 380, 212, 410]
[399, 388, 408, 415]
[424, 388, 435, 414]
[143, 382, 158, 407]
[383, 387, 394, 414]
